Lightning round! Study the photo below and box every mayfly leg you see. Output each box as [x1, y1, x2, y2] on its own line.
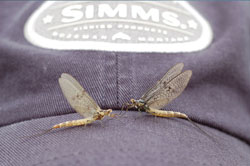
[120, 102, 129, 115]
[120, 102, 133, 116]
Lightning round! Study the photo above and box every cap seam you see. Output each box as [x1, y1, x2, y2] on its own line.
[116, 53, 119, 107]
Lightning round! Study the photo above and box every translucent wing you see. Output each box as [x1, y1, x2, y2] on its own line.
[141, 63, 184, 101]
[58, 73, 100, 118]
[146, 70, 192, 109]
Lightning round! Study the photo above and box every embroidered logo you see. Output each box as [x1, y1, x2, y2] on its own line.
[24, 1, 213, 53]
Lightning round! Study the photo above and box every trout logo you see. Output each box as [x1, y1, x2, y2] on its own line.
[24, 1, 213, 53]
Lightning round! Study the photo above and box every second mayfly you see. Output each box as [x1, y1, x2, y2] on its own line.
[125, 63, 192, 119]
[125, 63, 211, 138]
[52, 73, 115, 129]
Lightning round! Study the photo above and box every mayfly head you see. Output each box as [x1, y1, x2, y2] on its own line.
[129, 99, 147, 110]
[96, 109, 116, 119]
[105, 109, 115, 117]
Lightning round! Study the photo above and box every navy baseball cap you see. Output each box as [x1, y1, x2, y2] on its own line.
[1, 1, 250, 166]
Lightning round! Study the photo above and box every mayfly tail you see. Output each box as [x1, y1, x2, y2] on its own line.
[185, 116, 216, 142]
[21, 128, 54, 140]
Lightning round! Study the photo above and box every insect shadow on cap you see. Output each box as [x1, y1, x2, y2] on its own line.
[23, 73, 120, 140]
[122, 63, 216, 142]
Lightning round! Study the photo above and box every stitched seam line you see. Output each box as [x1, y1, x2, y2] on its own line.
[116, 53, 119, 107]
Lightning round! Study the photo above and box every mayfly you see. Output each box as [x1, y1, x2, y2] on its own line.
[53, 73, 116, 129]
[125, 63, 211, 138]
[37, 73, 115, 136]
[23, 73, 116, 139]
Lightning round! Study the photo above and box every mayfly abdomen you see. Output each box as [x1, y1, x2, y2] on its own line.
[53, 118, 94, 129]
[147, 108, 188, 119]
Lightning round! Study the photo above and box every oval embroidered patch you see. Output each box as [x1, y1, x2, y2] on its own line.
[24, 1, 213, 53]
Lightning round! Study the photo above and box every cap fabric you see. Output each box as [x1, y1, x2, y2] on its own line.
[0, 1, 250, 166]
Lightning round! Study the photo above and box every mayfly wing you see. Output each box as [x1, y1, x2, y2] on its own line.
[59, 73, 100, 118]
[146, 70, 192, 109]
[141, 63, 184, 101]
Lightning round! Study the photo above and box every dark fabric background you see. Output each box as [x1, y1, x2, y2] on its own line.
[0, 1, 250, 166]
